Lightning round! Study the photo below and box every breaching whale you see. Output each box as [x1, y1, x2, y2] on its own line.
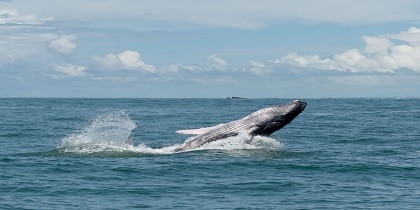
[174, 100, 306, 152]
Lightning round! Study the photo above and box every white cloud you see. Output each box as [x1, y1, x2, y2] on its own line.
[48, 35, 77, 55]
[93, 50, 156, 73]
[165, 55, 228, 73]
[51, 63, 87, 79]
[276, 27, 420, 73]
[117, 50, 156, 73]
[333, 49, 372, 72]
[363, 36, 393, 55]
[385, 27, 420, 46]
[167, 64, 198, 73]
[248, 60, 266, 68]
[276, 53, 337, 70]
[208, 54, 228, 70]
[244, 60, 271, 76]
[0, 8, 52, 25]
[92, 53, 121, 69]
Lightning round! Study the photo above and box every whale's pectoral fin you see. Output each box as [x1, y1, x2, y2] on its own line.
[125, 132, 133, 145]
[245, 135, 255, 144]
[176, 123, 225, 135]
[245, 126, 260, 144]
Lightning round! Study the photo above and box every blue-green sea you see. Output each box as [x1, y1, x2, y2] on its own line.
[1, 98, 419, 209]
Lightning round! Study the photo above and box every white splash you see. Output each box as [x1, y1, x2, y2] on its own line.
[185, 131, 283, 152]
[59, 111, 137, 148]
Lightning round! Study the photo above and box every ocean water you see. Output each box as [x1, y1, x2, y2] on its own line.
[0, 98, 419, 209]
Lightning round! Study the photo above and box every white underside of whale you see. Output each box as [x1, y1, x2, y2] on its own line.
[176, 123, 225, 135]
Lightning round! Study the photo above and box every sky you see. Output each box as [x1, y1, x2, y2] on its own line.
[1, 0, 420, 98]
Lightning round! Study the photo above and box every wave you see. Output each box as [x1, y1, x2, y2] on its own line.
[57, 111, 283, 156]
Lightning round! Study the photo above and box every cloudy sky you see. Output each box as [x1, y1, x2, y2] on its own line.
[1, 0, 420, 98]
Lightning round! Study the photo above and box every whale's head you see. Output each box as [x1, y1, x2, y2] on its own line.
[288, 100, 307, 114]
[250, 100, 306, 136]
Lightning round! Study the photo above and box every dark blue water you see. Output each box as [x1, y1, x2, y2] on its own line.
[1, 98, 419, 209]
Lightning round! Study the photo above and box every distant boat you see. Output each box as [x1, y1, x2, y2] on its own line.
[225, 96, 247, 99]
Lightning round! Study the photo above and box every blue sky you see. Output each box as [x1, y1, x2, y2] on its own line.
[1, 0, 420, 98]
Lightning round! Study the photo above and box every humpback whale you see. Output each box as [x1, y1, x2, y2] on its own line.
[174, 100, 306, 152]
